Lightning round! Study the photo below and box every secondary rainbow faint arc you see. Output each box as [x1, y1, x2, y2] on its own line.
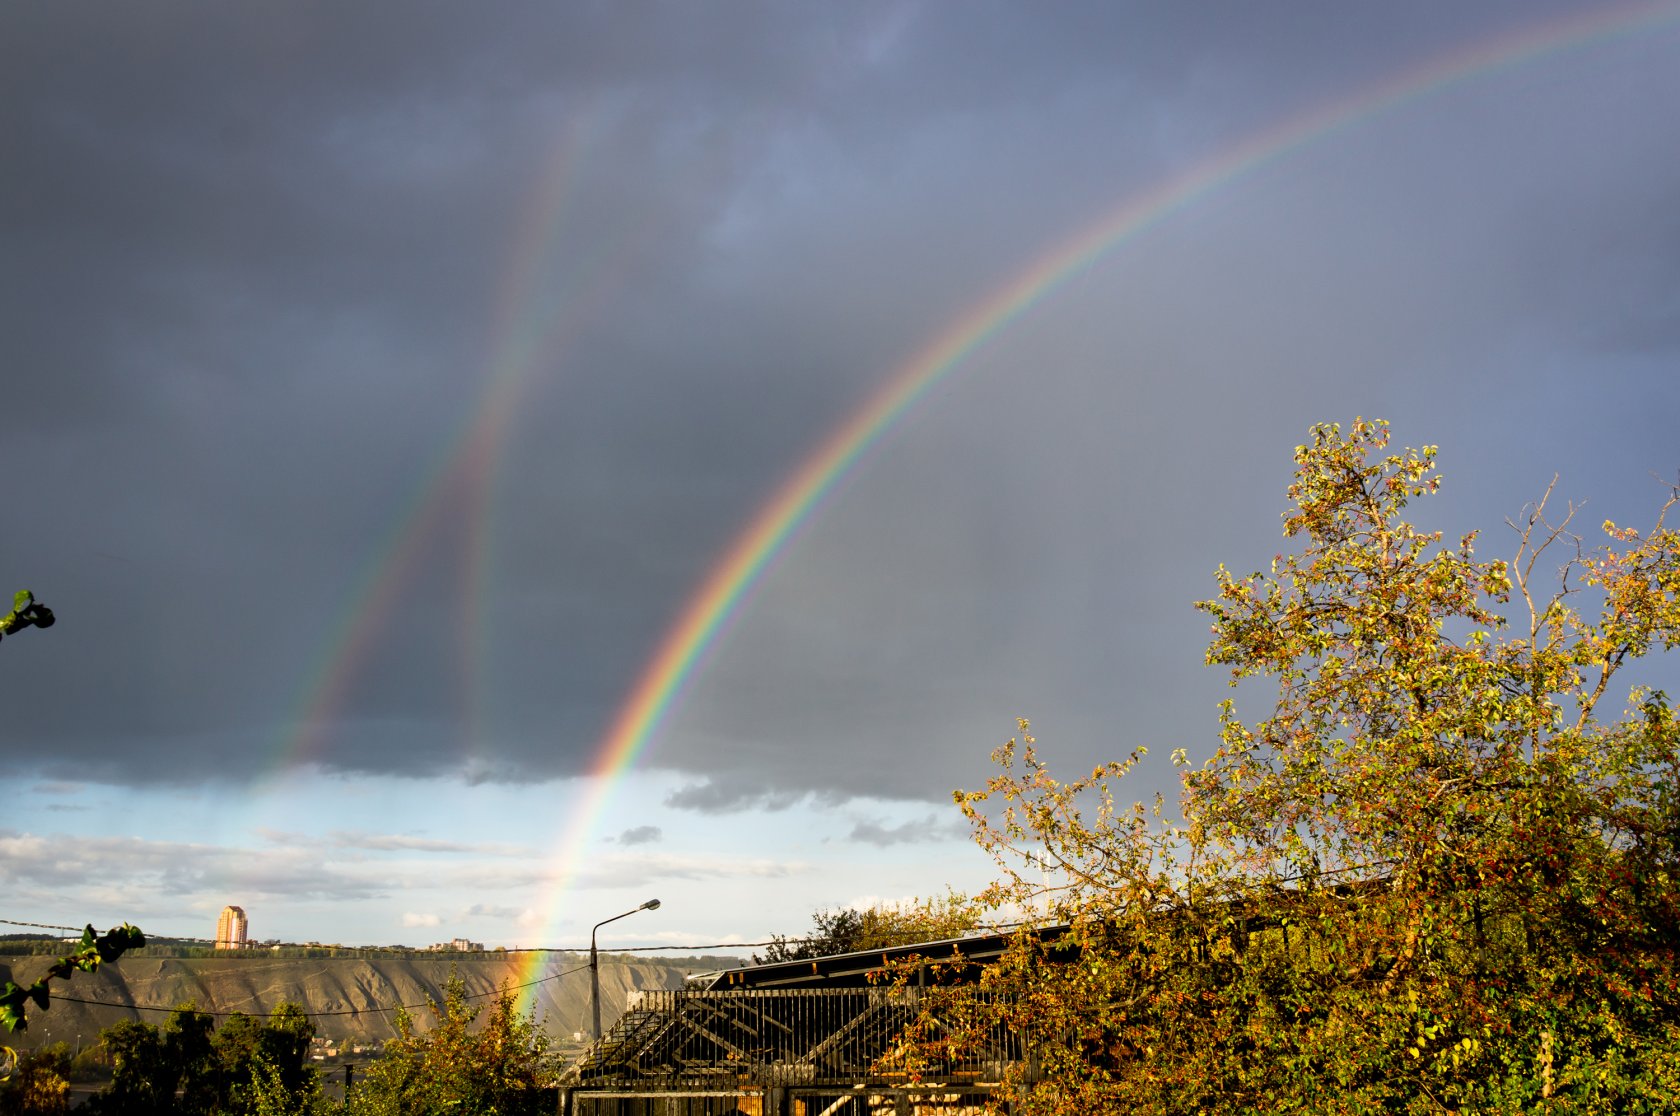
[583, 0, 1680, 789]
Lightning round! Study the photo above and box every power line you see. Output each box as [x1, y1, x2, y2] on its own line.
[1, 919, 806, 954]
[1, 915, 1034, 956]
[0, 917, 89, 934]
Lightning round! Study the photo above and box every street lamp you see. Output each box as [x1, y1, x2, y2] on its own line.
[590, 898, 660, 1040]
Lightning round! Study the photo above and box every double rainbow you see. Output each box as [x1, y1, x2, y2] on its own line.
[241, 3, 1677, 974]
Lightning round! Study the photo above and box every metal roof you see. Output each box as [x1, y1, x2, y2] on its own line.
[688, 924, 1070, 990]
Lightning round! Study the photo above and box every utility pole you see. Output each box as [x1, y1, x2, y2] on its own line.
[589, 899, 661, 1040]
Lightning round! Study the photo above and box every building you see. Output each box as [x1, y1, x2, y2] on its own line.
[214, 905, 248, 950]
[561, 926, 1070, 1115]
[429, 937, 484, 953]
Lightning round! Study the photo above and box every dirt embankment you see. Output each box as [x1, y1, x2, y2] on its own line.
[1, 952, 732, 1047]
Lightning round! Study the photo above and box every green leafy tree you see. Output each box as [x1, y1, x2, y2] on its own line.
[166, 1005, 218, 1114]
[89, 1018, 175, 1116]
[347, 974, 554, 1116]
[214, 1003, 317, 1116]
[81, 1002, 320, 1116]
[933, 420, 1680, 1113]
[247, 1050, 324, 1116]
[756, 895, 981, 963]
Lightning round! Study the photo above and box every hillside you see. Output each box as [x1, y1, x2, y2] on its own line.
[0, 950, 741, 1050]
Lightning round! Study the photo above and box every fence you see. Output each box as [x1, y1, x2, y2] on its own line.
[570, 1087, 999, 1115]
[562, 988, 1021, 1114]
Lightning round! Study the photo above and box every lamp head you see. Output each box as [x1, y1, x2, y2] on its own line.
[641, 898, 662, 911]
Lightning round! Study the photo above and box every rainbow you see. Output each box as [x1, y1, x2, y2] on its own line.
[517, 0, 1680, 984]
[270, 116, 663, 777]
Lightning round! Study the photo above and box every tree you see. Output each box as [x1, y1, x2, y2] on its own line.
[87, 1018, 175, 1116]
[215, 1003, 317, 1116]
[0, 1042, 72, 1115]
[80, 1002, 321, 1116]
[347, 974, 554, 1116]
[935, 420, 1680, 1113]
[755, 895, 981, 963]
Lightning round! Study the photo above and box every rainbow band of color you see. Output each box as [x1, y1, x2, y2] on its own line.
[592, 2, 1680, 797]
[514, 0, 1678, 985]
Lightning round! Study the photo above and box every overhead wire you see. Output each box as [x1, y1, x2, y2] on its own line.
[0, 910, 1040, 1026]
[5, 863, 1384, 956]
[5, 867, 1392, 1027]
[0, 915, 1040, 956]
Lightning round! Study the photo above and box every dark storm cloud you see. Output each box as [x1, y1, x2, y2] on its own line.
[0, 2, 858, 784]
[3, 1, 1675, 806]
[644, 6, 1680, 805]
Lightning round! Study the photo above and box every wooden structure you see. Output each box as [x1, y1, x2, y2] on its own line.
[558, 929, 1063, 1115]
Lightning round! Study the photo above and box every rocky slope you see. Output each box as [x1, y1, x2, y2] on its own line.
[1, 951, 738, 1049]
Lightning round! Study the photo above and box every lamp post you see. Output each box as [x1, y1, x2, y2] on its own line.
[590, 898, 660, 1040]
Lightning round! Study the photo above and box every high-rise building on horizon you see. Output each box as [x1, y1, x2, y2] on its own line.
[215, 905, 248, 950]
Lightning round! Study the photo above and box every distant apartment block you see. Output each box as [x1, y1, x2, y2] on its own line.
[215, 905, 249, 950]
[430, 937, 483, 952]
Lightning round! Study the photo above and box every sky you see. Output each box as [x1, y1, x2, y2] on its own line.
[3, 1, 1678, 956]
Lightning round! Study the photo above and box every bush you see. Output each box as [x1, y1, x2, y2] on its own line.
[934, 421, 1680, 1114]
[80, 1002, 321, 1116]
[347, 974, 555, 1116]
[0, 1042, 72, 1115]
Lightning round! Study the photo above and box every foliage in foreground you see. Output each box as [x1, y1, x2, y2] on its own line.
[924, 421, 1679, 1114]
[0, 1043, 74, 1115]
[756, 895, 982, 963]
[1, 925, 147, 1035]
[6, 977, 555, 1115]
[79, 1001, 319, 1116]
[346, 974, 555, 1116]
[0, 589, 54, 645]
[1, 923, 146, 1089]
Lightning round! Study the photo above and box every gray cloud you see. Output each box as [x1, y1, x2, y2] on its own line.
[663, 781, 820, 816]
[845, 816, 969, 848]
[329, 832, 534, 857]
[566, 852, 801, 891]
[0, 830, 388, 908]
[2, 1, 1676, 819]
[462, 903, 529, 921]
[616, 826, 664, 846]
[255, 829, 534, 857]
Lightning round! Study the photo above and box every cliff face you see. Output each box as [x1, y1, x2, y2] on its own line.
[0, 952, 727, 1047]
